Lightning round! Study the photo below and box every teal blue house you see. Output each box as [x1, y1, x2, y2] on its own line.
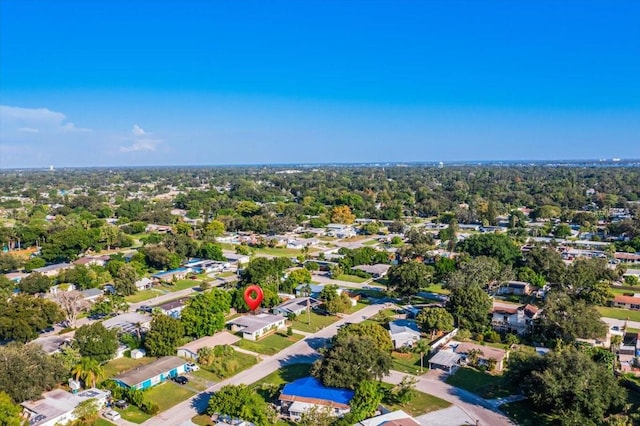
[113, 356, 187, 390]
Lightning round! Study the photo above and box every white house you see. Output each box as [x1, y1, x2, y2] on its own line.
[21, 388, 110, 426]
[135, 277, 153, 291]
[389, 320, 422, 349]
[102, 312, 152, 334]
[176, 332, 240, 360]
[326, 224, 357, 238]
[491, 303, 540, 335]
[279, 377, 354, 421]
[228, 313, 286, 340]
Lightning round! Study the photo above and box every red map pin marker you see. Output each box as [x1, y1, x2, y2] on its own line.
[243, 285, 264, 311]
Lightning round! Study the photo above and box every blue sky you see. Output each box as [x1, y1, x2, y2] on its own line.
[1, 0, 638, 168]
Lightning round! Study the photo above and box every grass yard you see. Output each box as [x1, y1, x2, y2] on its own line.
[218, 271, 236, 278]
[379, 382, 451, 417]
[335, 274, 369, 283]
[252, 363, 312, 388]
[391, 351, 425, 375]
[191, 415, 213, 426]
[95, 419, 115, 426]
[102, 357, 157, 379]
[501, 400, 551, 426]
[234, 332, 304, 355]
[118, 406, 152, 424]
[253, 246, 303, 256]
[164, 279, 201, 292]
[362, 239, 380, 246]
[144, 381, 196, 411]
[290, 311, 339, 333]
[192, 349, 258, 382]
[345, 301, 368, 314]
[125, 288, 164, 303]
[422, 283, 451, 295]
[597, 306, 640, 322]
[445, 367, 514, 399]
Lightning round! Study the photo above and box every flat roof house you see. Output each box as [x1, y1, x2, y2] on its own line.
[156, 298, 190, 318]
[102, 312, 152, 334]
[279, 377, 354, 420]
[152, 268, 188, 283]
[389, 320, 422, 349]
[176, 332, 240, 360]
[21, 388, 110, 426]
[428, 351, 462, 374]
[80, 288, 103, 303]
[352, 264, 391, 279]
[228, 313, 286, 341]
[113, 356, 187, 390]
[33, 263, 71, 277]
[272, 297, 321, 317]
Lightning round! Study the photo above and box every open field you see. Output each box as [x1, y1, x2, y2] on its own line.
[597, 306, 640, 322]
[445, 367, 514, 399]
[234, 332, 304, 355]
[290, 311, 339, 333]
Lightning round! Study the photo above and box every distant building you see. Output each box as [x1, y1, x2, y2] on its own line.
[33, 263, 71, 277]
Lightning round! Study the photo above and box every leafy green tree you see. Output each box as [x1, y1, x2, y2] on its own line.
[0, 294, 63, 342]
[114, 263, 138, 296]
[72, 398, 100, 424]
[525, 246, 566, 283]
[387, 261, 432, 299]
[553, 223, 573, 238]
[388, 375, 418, 404]
[197, 242, 225, 261]
[71, 357, 105, 388]
[41, 225, 95, 261]
[144, 314, 185, 356]
[457, 233, 521, 265]
[342, 380, 384, 424]
[312, 334, 392, 389]
[0, 253, 22, 273]
[538, 292, 607, 342]
[23, 256, 46, 272]
[336, 322, 393, 352]
[207, 384, 274, 425]
[241, 257, 291, 287]
[0, 390, 24, 426]
[298, 406, 335, 426]
[416, 307, 454, 338]
[446, 284, 492, 332]
[283, 268, 312, 292]
[522, 347, 626, 425]
[18, 272, 51, 294]
[447, 256, 514, 291]
[181, 289, 231, 338]
[0, 343, 67, 403]
[73, 323, 118, 362]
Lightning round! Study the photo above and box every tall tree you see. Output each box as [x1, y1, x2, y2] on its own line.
[144, 314, 185, 356]
[416, 307, 454, 338]
[387, 261, 432, 299]
[71, 357, 105, 388]
[0, 391, 23, 426]
[0, 294, 63, 342]
[73, 323, 118, 362]
[207, 384, 274, 425]
[18, 272, 51, 294]
[336, 322, 393, 352]
[446, 284, 492, 332]
[114, 263, 138, 296]
[55, 290, 89, 328]
[181, 289, 231, 338]
[538, 292, 607, 342]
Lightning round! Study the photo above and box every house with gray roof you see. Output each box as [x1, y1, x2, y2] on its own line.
[113, 356, 187, 390]
[389, 319, 422, 349]
[228, 313, 286, 340]
[272, 297, 321, 317]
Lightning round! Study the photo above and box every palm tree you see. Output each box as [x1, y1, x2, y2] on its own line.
[71, 357, 105, 389]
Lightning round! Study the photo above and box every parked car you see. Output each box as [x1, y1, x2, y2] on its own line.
[186, 363, 200, 372]
[173, 376, 189, 385]
[137, 305, 153, 313]
[114, 400, 129, 409]
[103, 410, 121, 421]
[39, 326, 55, 334]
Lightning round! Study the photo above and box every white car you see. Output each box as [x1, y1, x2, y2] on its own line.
[103, 410, 121, 421]
[186, 362, 200, 372]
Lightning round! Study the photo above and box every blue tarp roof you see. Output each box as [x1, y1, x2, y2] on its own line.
[280, 377, 354, 405]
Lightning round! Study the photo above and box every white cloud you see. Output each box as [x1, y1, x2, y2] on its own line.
[0, 105, 91, 133]
[120, 124, 162, 152]
[132, 124, 147, 136]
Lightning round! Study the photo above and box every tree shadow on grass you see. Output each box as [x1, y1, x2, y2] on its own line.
[190, 391, 214, 414]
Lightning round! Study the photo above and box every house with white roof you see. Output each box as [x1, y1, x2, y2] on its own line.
[21, 388, 110, 426]
[228, 313, 286, 340]
[388, 320, 422, 349]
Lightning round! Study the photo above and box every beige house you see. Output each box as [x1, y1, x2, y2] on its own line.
[228, 313, 286, 340]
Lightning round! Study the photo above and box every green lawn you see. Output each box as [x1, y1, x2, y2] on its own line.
[445, 367, 514, 399]
[422, 283, 450, 295]
[335, 274, 369, 283]
[379, 383, 451, 417]
[391, 351, 425, 375]
[234, 332, 304, 355]
[164, 279, 201, 292]
[118, 406, 152, 423]
[253, 246, 303, 256]
[125, 289, 164, 303]
[501, 400, 551, 426]
[362, 239, 379, 246]
[597, 306, 640, 322]
[144, 381, 196, 411]
[95, 418, 115, 426]
[191, 414, 213, 426]
[102, 357, 157, 379]
[191, 349, 258, 382]
[345, 301, 368, 314]
[252, 363, 312, 388]
[290, 311, 339, 333]
[218, 271, 236, 278]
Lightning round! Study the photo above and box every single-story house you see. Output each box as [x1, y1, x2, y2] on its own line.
[73, 255, 110, 267]
[389, 320, 422, 349]
[145, 224, 173, 233]
[326, 224, 357, 238]
[497, 281, 532, 296]
[352, 264, 391, 279]
[135, 277, 153, 290]
[228, 313, 286, 341]
[286, 238, 319, 250]
[454, 342, 509, 372]
[491, 303, 540, 335]
[152, 268, 188, 283]
[102, 312, 152, 334]
[612, 294, 640, 311]
[21, 388, 110, 426]
[156, 298, 190, 318]
[272, 297, 321, 317]
[614, 252, 640, 264]
[295, 283, 347, 299]
[428, 350, 462, 374]
[33, 263, 71, 277]
[177, 332, 240, 360]
[224, 253, 251, 266]
[279, 377, 354, 420]
[5, 272, 28, 283]
[113, 356, 187, 390]
[81, 288, 103, 303]
[359, 410, 421, 426]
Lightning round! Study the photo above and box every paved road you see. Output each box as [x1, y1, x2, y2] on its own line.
[141, 303, 387, 426]
[602, 317, 640, 330]
[385, 371, 513, 426]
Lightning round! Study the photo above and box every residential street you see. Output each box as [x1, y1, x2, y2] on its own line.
[138, 302, 513, 426]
